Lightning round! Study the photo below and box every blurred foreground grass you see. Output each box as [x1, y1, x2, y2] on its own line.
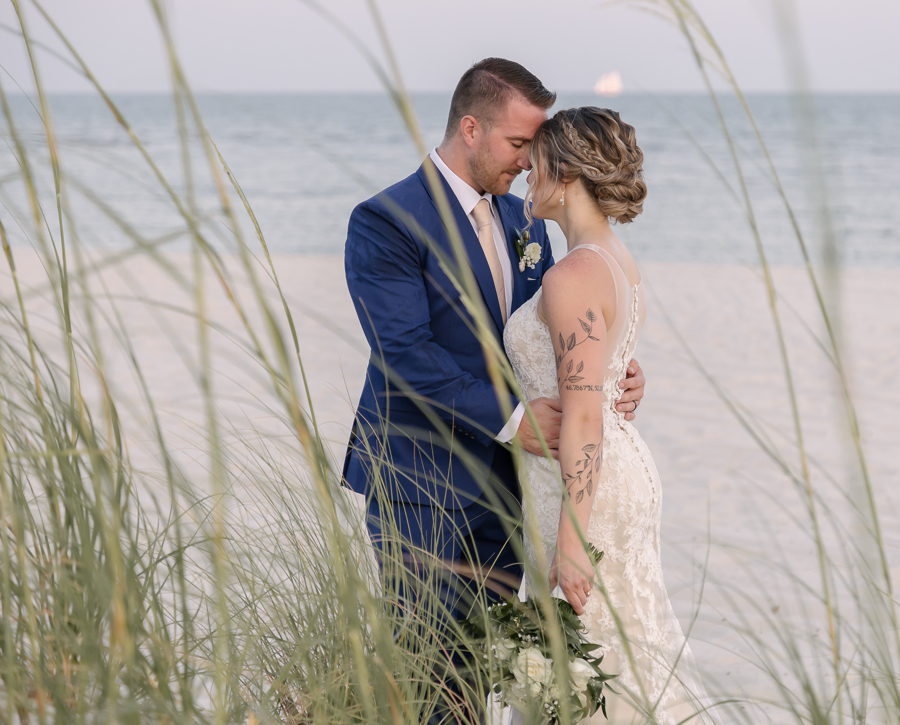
[0, 0, 897, 723]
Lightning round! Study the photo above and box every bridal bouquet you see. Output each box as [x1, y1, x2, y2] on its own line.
[461, 575, 613, 723]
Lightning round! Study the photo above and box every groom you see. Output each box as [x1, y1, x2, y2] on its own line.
[343, 59, 645, 623]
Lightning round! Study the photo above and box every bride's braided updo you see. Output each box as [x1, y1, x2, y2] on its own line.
[528, 107, 646, 224]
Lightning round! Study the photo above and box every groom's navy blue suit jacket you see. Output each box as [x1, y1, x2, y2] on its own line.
[343, 160, 554, 518]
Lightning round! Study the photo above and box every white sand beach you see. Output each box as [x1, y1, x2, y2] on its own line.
[3, 248, 898, 707]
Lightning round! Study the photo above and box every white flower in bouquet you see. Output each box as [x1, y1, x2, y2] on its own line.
[568, 658, 595, 693]
[545, 683, 562, 705]
[511, 646, 552, 696]
[506, 681, 529, 711]
[491, 637, 517, 663]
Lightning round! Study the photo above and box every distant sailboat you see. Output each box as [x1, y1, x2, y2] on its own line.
[593, 71, 623, 96]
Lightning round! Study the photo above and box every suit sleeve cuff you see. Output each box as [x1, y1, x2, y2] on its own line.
[495, 402, 525, 444]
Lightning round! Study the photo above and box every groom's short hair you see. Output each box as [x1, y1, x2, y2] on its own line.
[445, 58, 556, 138]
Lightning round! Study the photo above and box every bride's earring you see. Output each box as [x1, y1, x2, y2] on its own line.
[559, 185, 566, 206]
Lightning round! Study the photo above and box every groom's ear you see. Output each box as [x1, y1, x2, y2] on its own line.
[460, 115, 481, 148]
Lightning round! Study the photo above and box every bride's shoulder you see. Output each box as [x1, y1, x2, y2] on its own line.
[543, 247, 615, 294]
[540, 249, 617, 315]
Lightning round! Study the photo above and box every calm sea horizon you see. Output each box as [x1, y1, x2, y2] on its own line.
[2, 91, 897, 267]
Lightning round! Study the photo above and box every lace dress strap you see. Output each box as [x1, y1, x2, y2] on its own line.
[568, 243, 641, 288]
[565, 244, 631, 341]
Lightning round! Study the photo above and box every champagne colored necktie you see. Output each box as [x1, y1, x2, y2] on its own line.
[471, 198, 507, 324]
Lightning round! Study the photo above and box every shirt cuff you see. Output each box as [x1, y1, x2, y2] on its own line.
[495, 402, 525, 444]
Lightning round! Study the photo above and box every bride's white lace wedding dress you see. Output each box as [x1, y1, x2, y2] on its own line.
[503, 244, 717, 725]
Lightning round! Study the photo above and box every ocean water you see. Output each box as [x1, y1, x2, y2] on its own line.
[1, 92, 898, 266]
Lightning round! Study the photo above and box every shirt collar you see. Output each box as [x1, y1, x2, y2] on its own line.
[429, 147, 493, 217]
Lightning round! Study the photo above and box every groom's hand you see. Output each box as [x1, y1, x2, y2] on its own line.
[515, 397, 562, 458]
[616, 358, 646, 421]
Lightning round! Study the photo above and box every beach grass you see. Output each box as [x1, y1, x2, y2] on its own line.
[0, 0, 897, 723]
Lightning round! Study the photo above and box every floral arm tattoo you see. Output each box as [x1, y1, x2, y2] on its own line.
[564, 443, 602, 504]
[555, 308, 603, 393]
[555, 308, 604, 504]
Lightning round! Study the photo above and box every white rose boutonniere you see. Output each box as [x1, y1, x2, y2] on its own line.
[522, 242, 542, 271]
[514, 228, 543, 272]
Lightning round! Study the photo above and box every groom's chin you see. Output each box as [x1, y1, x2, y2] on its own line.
[490, 179, 515, 196]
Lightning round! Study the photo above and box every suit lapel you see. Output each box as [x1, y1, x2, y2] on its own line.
[494, 196, 527, 317]
[416, 162, 505, 334]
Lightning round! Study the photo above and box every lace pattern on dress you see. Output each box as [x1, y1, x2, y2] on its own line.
[503, 245, 718, 725]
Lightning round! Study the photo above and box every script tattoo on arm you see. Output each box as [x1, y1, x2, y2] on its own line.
[555, 308, 605, 504]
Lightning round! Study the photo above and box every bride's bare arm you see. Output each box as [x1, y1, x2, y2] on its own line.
[539, 252, 616, 615]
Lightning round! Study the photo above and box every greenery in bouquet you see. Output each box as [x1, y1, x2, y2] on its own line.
[460, 550, 614, 723]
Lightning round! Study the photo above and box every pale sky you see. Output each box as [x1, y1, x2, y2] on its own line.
[0, 0, 898, 94]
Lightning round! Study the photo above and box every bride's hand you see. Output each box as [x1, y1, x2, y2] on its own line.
[549, 542, 594, 616]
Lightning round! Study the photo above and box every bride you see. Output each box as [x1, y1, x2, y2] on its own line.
[503, 107, 718, 724]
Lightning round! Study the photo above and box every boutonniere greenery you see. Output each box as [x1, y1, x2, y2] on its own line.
[514, 228, 543, 273]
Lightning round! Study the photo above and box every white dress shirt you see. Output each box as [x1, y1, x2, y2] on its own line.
[428, 148, 525, 443]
